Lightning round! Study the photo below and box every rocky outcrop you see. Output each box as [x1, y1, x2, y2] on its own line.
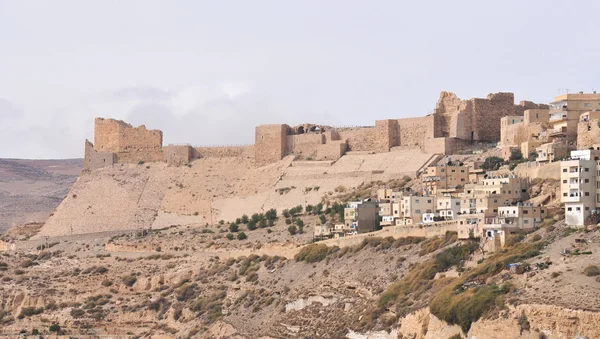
[396, 305, 600, 339]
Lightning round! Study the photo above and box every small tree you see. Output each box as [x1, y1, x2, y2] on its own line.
[247, 220, 257, 231]
[314, 203, 323, 215]
[226, 233, 234, 240]
[282, 209, 290, 218]
[482, 156, 504, 171]
[49, 324, 61, 333]
[319, 215, 327, 225]
[288, 225, 297, 235]
[296, 219, 304, 227]
[237, 232, 247, 240]
[509, 148, 523, 161]
[241, 215, 249, 224]
[235, 218, 242, 224]
[265, 208, 277, 221]
[306, 204, 313, 214]
[251, 213, 259, 223]
[229, 223, 239, 233]
[528, 151, 538, 161]
[259, 220, 267, 228]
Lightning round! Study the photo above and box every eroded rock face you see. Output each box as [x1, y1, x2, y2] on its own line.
[396, 305, 600, 339]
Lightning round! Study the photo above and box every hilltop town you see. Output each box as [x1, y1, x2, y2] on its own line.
[1, 90, 600, 338]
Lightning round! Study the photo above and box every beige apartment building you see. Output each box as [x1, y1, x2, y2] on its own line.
[536, 142, 569, 164]
[400, 196, 435, 225]
[561, 149, 600, 226]
[422, 164, 469, 196]
[548, 92, 600, 143]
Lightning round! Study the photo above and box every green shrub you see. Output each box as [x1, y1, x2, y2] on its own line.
[49, 324, 61, 333]
[531, 234, 542, 242]
[288, 225, 297, 235]
[259, 220, 267, 228]
[229, 223, 239, 233]
[584, 265, 600, 277]
[241, 215, 249, 224]
[226, 234, 234, 240]
[481, 156, 504, 171]
[237, 232, 247, 240]
[70, 308, 85, 318]
[122, 275, 137, 287]
[295, 244, 339, 263]
[247, 220, 257, 231]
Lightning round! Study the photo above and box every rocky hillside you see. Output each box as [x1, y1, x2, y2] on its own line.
[34, 149, 435, 238]
[1, 215, 599, 338]
[0, 159, 82, 233]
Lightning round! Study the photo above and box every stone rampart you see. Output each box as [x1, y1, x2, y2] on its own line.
[397, 115, 436, 148]
[94, 118, 162, 153]
[84, 140, 116, 170]
[164, 145, 192, 166]
[255, 124, 288, 166]
[193, 145, 254, 159]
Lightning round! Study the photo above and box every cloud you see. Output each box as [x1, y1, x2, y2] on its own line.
[0, 98, 20, 120]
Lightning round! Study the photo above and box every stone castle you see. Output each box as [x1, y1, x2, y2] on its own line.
[84, 91, 547, 170]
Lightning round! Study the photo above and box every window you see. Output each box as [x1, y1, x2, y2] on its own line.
[524, 220, 529, 224]
[584, 103, 591, 107]
[451, 170, 455, 173]
[461, 178, 465, 182]
[415, 209, 421, 213]
[585, 168, 590, 172]
[585, 207, 590, 211]
[523, 210, 529, 214]
[585, 192, 590, 196]
[563, 180, 567, 183]
[563, 168, 567, 172]
[568, 207, 572, 211]
[585, 179, 590, 183]
[576, 207, 581, 211]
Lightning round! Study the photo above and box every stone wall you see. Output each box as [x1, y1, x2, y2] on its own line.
[84, 140, 116, 170]
[577, 119, 600, 150]
[255, 124, 288, 166]
[397, 115, 436, 148]
[94, 118, 162, 153]
[164, 145, 192, 166]
[193, 145, 254, 159]
[337, 127, 378, 151]
[435, 92, 547, 143]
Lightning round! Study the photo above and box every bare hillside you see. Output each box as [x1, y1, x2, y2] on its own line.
[0, 159, 82, 233]
[35, 149, 435, 238]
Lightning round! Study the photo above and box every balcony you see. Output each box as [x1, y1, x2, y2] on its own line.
[549, 114, 568, 122]
[563, 195, 582, 203]
[568, 182, 581, 189]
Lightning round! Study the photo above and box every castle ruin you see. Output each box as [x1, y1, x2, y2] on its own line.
[84, 91, 547, 170]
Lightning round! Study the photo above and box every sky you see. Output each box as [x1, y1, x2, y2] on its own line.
[0, 1, 599, 159]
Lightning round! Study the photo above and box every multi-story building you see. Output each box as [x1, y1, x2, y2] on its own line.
[376, 189, 403, 202]
[548, 92, 600, 143]
[560, 149, 600, 226]
[436, 196, 461, 220]
[344, 200, 380, 233]
[490, 205, 547, 230]
[536, 142, 569, 164]
[422, 164, 469, 196]
[400, 196, 435, 225]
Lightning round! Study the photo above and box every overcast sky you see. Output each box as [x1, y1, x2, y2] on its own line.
[1, 1, 598, 159]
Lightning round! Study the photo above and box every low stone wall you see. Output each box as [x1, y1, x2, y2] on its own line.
[193, 145, 254, 159]
[115, 150, 164, 164]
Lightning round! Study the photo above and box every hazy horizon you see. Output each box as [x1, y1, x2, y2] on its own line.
[1, 0, 599, 159]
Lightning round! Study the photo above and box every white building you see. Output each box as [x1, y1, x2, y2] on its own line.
[560, 150, 600, 226]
